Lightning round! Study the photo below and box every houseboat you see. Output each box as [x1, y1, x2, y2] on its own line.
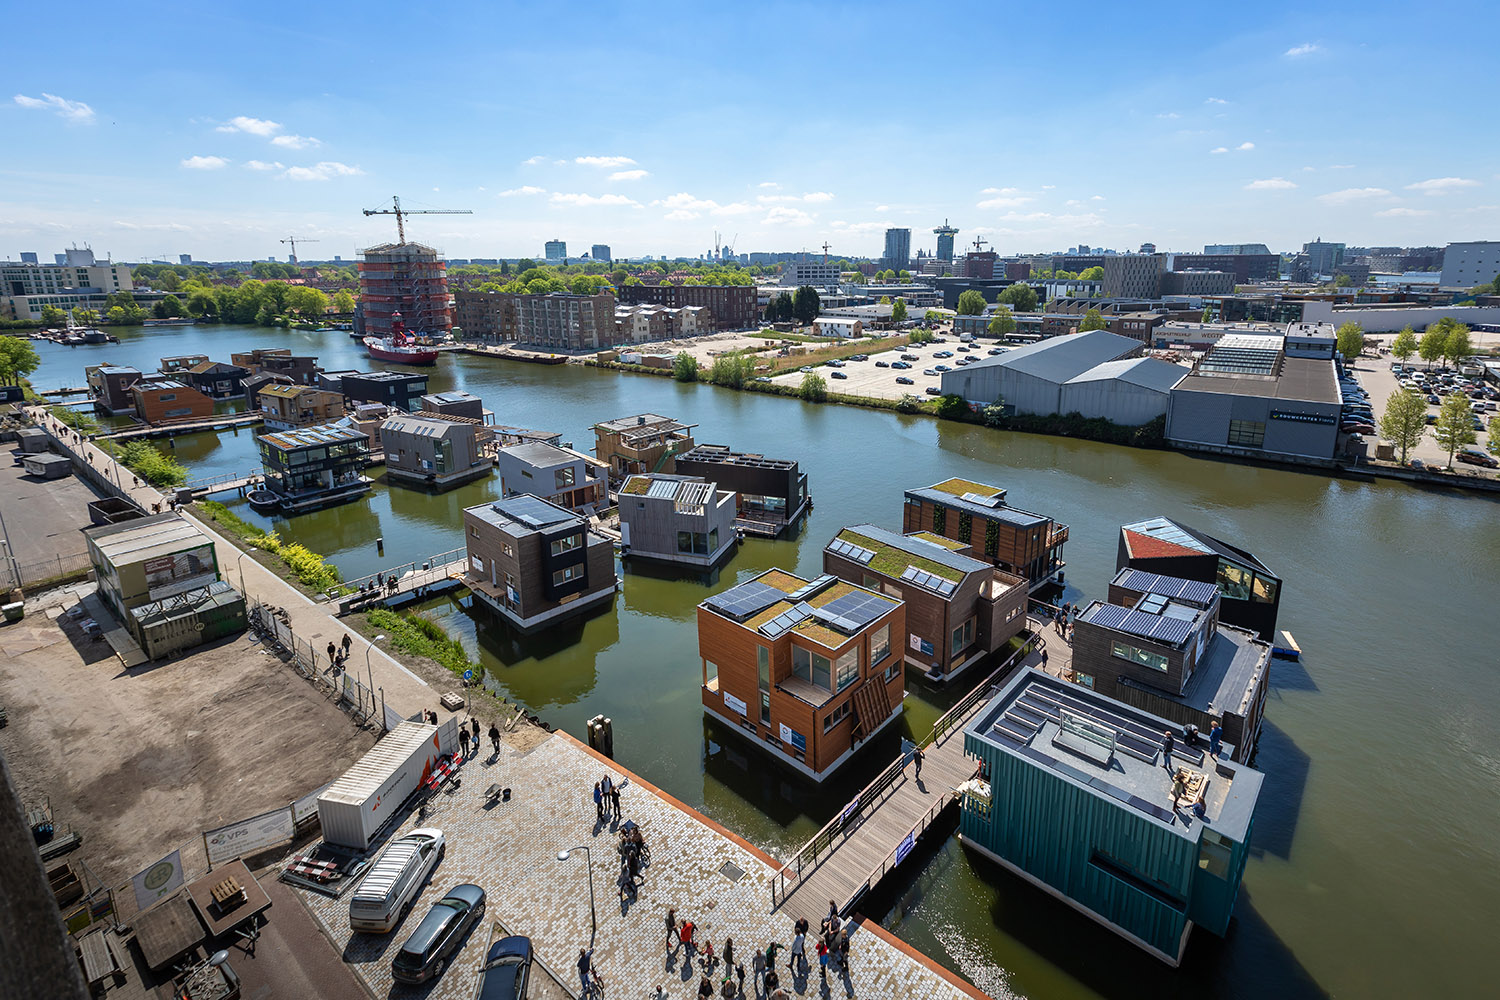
[255, 422, 373, 514]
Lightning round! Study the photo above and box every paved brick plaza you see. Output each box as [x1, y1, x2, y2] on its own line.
[294, 732, 992, 999]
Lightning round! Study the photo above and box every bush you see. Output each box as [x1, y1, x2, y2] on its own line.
[934, 394, 971, 421]
[196, 501, 343, 591]
[367, 607, 479, 678]
[896, 393, 922, 414]
[798, 372, 828, 402]
[103, 440, 188, 488]
[50, 406, 98, 433]
[672, 351, 700, 382]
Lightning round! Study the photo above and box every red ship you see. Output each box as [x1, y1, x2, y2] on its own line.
[363, 312, 439, 366]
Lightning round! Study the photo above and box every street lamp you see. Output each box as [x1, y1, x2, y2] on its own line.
[236, 549, 252, 594]
[365, 634, 386, 724]
[556, 846, 597, 946]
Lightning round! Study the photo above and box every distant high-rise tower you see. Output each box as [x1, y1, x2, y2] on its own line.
[19, 251, 38, 264]
[933, 220, 959, 262]
[591, 244, 612, 264]
[545, 239, 567, 264]
[359, 241, 453, 337]
[884, 228, 911, 272]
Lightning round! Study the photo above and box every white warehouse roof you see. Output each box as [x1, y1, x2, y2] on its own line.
[1063, 357, 1188, 392]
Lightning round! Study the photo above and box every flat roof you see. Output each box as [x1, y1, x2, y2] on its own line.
[1122, 625, 1270, 720]
[700, 568, 900, 648]
[257, 422, 368, 451]
[503, 441, 578, 468]
[465, 493, 583, 537]
[956, 330, 1141, 382]
[133, 379, 190, 392]
[256, 383, 323, 399]
[422, 390, 481, 404]
[345, 370, 426, 383]
[1175, 355, 1339, 403]
[1063, 357, 1188, 392]
[904, 484, 1053, 529]
[967, 669, 1262, 842]
[677, 444, 797, 471]
[1111, 567, 1219, 607]
[85, 513, 212, 567]
[382, 413, 467, 437]
[831, 523, 992, 583]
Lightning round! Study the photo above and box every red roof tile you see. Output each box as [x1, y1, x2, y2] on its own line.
[1122, 529, 1201, 560]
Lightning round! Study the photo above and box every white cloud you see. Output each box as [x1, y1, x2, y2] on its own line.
[713, 202, 756, 216]
[802, 191, 834, 203]
[498, 186, 546, 197]
[1376, 207, 1433, 217]
[244, 160, 283, 171]
[1156, 112, 1181, 120]
[1205, 97, 1229, 105]
[608, 169, 649, 181]
[650, 193, 752, 216]
[874, 205, 890, 213]
[758, 181, 780, 189]
[1329, 164, 1355, 169]
[979, 195, 1032, 209]
[112, 220, 190, 231]
[1041, 184, 1055, 190]
[1090, 195, 1106, 201]
[216, 115, 281, 136]
[655, 193, 718, 212]
[981, 187, 1021, 196]
[1245, 177, 1297, 190]
[551, 192, 641, 207]
[14, 92, 95, 122]
[664, 209, 700, 221]
[1405, 177, 1480, 195]
[271, 134, 321, 149]
[521, 155, 546, 166]
[1237, 141, 1255, 151]
[1210, 147, 1229, 154]
[181, 155, 229, 170]
[282, 161, 364, 181]
[1317, 187, 1391, 204]
[1285, 42, 1321, 57]
[1065, 199, 1082, 207]
[763, 206, 813, 226]
[757, 194, 798, 204]
[575, 155, 636, 168]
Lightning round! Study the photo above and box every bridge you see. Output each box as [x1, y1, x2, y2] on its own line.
[331, 548, 468, 615]
[772, 635, 1041, 926]
[181, 469, 264, 498]
[97, 412, 263, 441]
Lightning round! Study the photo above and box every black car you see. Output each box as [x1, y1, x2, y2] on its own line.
[391, 884, 486, 984]
[895, 376, 914, 385]
[476, 936, 534, 1000]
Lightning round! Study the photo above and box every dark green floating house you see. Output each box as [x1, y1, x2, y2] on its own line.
[960, 667, 1262, 966]
[256, 422, 372, 514]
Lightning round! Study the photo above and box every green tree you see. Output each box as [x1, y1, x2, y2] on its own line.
[798, 372, 827, 402]
[1379, 388, 1428, 465]
[987, 309, 1016, 337]
[935, 394, 970, 420]
[333, 289, 356, 314]
[154, 294, 184, 319]
[956, 290, 987, 315]
[671, 352, 699, 381]
[186, 287, 219, 319]
[1335, 321, 1366, 361]
[791, 285, 821, 326]
[106, 306, 129, 325]
[40, 304, 66, 325]
[286, 286, 330, 320]
[891, 298, 908, 323]
[1333, 273, 1353, 288]
[159, 270, 181, 292]
[1390, 325, 1418, 363]
[997, 284, 1038, 312]
[71, 308, 99, 325]
[1490, 417, 1500, 459]
[878, 296, 892, 305]
[1079, 266, 1104, 281]
[1442, 323, 1473, 368]
[1201, 306, 1212, 323]
[1078, 308, 1107, 332]
[908, 328, 935, 344]
[0, 335, 41, 384]
[708, 353, 756, 388]
[1433, 392, 1477, 466]
[1418, 324, 1448, 367]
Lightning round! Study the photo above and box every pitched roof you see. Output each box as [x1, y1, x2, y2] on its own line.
[1121, 528, 1203, 560]
[956, 330, 1141, 382]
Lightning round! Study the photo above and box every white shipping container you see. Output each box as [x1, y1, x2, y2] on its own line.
[317, 722, 443, 850]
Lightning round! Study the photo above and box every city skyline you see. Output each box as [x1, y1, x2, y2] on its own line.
[4, 1, 1497, 261]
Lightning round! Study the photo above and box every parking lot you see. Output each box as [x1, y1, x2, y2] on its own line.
[1356, 356, 1496, 469]
[765, 338, 1010, 401]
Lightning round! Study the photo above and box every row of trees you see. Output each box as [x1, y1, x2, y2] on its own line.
[1380, 387, 1498, 467]
[764, 286, 821, 325]
[1388, 318, 1473, 369]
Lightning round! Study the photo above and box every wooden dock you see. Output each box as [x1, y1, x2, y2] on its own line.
[332, 552, 468, 615]
[97, 412, 262, 441]
[773, 640, 1036, 926]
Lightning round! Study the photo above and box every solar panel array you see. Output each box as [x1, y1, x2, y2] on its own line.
[758, 602, 814, 639]
[1085, 603, 1195, 646]
[1115, 569, 1219, 606]
[787, 574, 838, 601]
[827, 537, 875, 565]
[810, 590, 898, 633]
[702, 580, 787, 620]
[900, 564, 959, 597]
[675, 481, 714, 507]
[960, 491, 1003, 508]
[496, 494, 575, 530]
[1122, 516, 1212, 555]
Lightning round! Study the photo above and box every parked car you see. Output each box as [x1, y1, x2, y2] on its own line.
[923, 369, 937, 376]
[934, 364, 952, 372]
[891, 361, 912, 369]
[830, 370, 848, 379]
[1427, 395, 1442, 405]
[1456, 449, 1499, 468]
[1425, 413, 1438, 424]
[934, 351, 955, 358]
[988, 348, 1004, 355]
[754, 376, 771, 383]
[392, 883, 486, 984]
[1409, 458, 1426, 470]
[475, 935, 533, 1000]
[826, 359, 845, 367]
[925, 386, 942, 395]
[957, 345, 972, 352]
[895, 376, 914, 385]
[901, 353, 919, 361]
[349, 828, 445, 934]
[874, 360, 891, 368]
[850, 354, 869, 361]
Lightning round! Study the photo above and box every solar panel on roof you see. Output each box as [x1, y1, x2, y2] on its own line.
[1087, 604, 1195, 645]
[960, 491, 1003, 507]
[758, 601, 813, 638]
[813, 591, 897, 631]
[703, 580, 786, 619]
[828, 538, 875, 565]
[496, 494, 574, 530]
[787, 574, 837, 600]
[1117, 569, 1220, 606]
[646, 479, 679, 499]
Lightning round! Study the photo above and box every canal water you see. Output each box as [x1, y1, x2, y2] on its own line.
[28, 325, 1500, 999]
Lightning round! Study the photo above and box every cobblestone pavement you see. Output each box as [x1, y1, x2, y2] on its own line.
[294, 733, 989, 1000]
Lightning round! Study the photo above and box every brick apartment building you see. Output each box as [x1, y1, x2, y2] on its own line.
[617, 283, 758, 330]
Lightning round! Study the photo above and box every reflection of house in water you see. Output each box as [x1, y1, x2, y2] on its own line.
[1117, 516, 1281, 640]
[673, 444, 810, 538]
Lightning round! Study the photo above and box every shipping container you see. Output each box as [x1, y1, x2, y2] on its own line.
[318, 722, 444, 850]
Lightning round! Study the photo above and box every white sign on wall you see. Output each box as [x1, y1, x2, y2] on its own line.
[204, 806, 295, 865]
[292, 782, 333, 825]
[723, 691, 748, 717]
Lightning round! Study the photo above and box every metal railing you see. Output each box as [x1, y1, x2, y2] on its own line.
[771, 634, 1035, 907]
[247, 600, 382, 729]
[845, 792, 955, 916]
[0, 551, 93, 592]
[336, 547, 466, 600]
[182, 469, 263, 494]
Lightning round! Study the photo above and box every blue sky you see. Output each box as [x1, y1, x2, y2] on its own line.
[4, 1, 1496, 262]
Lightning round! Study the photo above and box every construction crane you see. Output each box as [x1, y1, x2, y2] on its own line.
[971, 236, 989, 253]
[280, 236, 319, 265]
[362, 195, 472, 244]
[822, 242, 832, 264]
[725, 233, 738, 259]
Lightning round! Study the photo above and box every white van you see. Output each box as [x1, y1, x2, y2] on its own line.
[349, 828, 445, 933]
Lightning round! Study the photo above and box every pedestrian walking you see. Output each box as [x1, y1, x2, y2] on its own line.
[721, 973, 737, 998]
[326, 641, 337, 664]
[735, 959, 745, 996]
[788, 931, 804, 975]
[816, 939, 829, 982]
[489, 722, 501, 756]
[1209, 719, 1223, 759]
[610, 783, 622, 820]
[913, 746, 924, 779]
[722, 937, 735, 975]
[577, 949, 593, 996]
[341, 633, 352, 656]
[471, 717, 481, 744]
[764, 941, 783, 978]
[679, 919, 696, 958]
[838, 930, 849, 975]
[698, 976, 714, 999]
[594, 782, 605, 821]
[459, 727, 471, 757]
[1161, 730, 1175, 770]
[665, 908, 678, 956]
[602, 773, 614, 802]
[751, 950, 766, 991]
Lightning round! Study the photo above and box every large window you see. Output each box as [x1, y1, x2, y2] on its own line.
[552, 565, 581, 586]
[834, 647, 860, 691]
[823, 701, 850, 733]
[1111, 640, 1168, 673]
[677, 531, 711, 555]
[550, 534, 582, 556]
[1251, 573, 1278, 604]
[1216, 559, 1253, 600]
[792, 646, 831, 688]
[555, 466, 576, 488]
[1226, 419, 1266, 448]
[950, 617, 975, 657]
[870, 624, 891, 665]
[1198, 829, 1233, 879]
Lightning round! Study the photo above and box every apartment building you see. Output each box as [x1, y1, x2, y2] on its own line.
[1102, 254, 1167, 298]
[617, 283, 759, 330]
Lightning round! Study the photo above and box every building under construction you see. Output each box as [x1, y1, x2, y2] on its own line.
[358, 242, 454, 338]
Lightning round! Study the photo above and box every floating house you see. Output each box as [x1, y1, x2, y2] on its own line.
[340, 370, 429, 412]
[698, 570, 905, 781]
[617, 473, 738, 567]
[256, 422, 372, 513]
[229, 348, 320, 386]
[593, 413, 697, 479]
[256, 384, 345, 432]
[902, 478, 1069, 590]
[462, 494, 617, 631]
[673, 444, 810, 538]
[961, 668, 1263, 966]
[823, 524, 1028, 682]
[130, 378, 214, 425]
[496, 442, 607, 513]
[382, 411, 494, 490]
[85, 364, 142, 415]
[179, 359, 251, 399]
[1117, 516, 1282, 641]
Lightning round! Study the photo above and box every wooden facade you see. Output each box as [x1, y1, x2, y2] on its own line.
[901, 478, 1068, 588]
[698, 570, 906, 781]
[130, 379, 214, 425]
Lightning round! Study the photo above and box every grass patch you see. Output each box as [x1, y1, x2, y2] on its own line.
[366, 607, 479, 679]
[99, 439, 188, 488]
[838, 528, 963, 582]
[49, 405, 99, 433]
[196, 500, 344, 592]
[929, 477, 1000, 498]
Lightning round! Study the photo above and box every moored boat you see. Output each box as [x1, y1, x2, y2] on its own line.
[362, 312, 438, 365]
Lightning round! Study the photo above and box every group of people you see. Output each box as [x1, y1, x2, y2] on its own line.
[594, 773, 624, 822]
[657, 900, 854, 999]
[455, 716, 504, 759]
[355, 574, 401, 599]
[1051, 601, 1077, 640]
[324, 633, 354, 670]
[618, 823, 648, 896]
